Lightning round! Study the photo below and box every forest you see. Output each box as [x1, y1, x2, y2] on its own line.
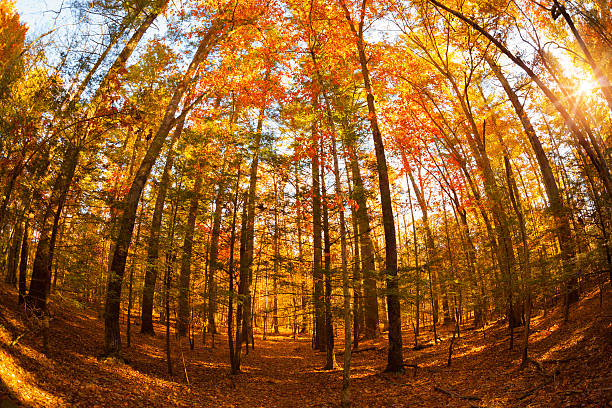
[1, 0, 611, 406]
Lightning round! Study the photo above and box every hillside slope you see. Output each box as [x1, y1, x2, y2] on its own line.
[1, 284, 611, 407]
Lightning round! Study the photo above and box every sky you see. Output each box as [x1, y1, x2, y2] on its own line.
[15, 0, 66, 32]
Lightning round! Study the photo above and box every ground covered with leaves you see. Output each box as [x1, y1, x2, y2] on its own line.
[1, 285, 611, 407]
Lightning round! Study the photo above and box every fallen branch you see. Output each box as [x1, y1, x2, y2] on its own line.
[518, 379, 554, 400]
[434, 386, 481, 401]
[336, 346, 378, 355]
[10, 332, 27, 346]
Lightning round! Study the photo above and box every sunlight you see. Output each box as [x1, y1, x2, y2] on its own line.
[541, 322, 592, 360]
[0, 348, 65, 407]
[530, 323, 560, 342]
[574, 78, 597, 97]
[452, 344, 487, 359]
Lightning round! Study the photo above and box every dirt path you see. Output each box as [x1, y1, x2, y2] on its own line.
[1, 285, 611, 407]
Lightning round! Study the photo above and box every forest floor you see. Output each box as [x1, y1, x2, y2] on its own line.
[1, 284, 611, 407]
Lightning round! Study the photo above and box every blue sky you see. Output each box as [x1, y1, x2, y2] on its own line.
[15, 0, 65, 30]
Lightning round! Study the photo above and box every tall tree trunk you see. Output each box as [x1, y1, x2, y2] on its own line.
[407, 177, 420, 348]
[295, 164, 309, 335]
[345, 155, 363, 349]
[5, 218, 23, 286]
[503, 156, 533, 367]
[228, 163, 242, 374]
[141, 119, 184, 335]
[127, 207, 143, 348]
[177, 169, 202, 337]
[235, 193, 249, 360]
[207, 180, 227, 337]
[103, 20, 227, 357]
[272, 176, 281, 336]
[486, 56, 578, 317]
[18, 218, 29, 305]
[429, 0, 612, 200]
[340, 0, 403, 370]
[27, 144, 80, 313]
[164, 190, 180, 376]
[407, 170, 441, 324]
[325, 98, 352, 404]
[345, 132, 378, 339]
[312, 108, 325, 351]
[236, 104, 266, 365]
[321, 154, 338, 370]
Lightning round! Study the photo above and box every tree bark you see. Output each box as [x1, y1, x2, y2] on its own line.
[228, 162, 242, 374]
[325, 97, 352, 403]
[321, 153, 338, 370]
[141, 119, 184, 335]
[486, 55, 578, 316]
[340, 0, 403, 371]
[27, 144, 79, 313]
[126, 208, 143, 348]
[207, 180, 227, 337]
[272, 175, 281, 336]
[18, 218, 29, 304]
[236, 104, 266, 365]
[312, 104, 325, 351]
[5, 218, 23, 286]
[103, 19, 226, 357]
[177, 169, 202, 337]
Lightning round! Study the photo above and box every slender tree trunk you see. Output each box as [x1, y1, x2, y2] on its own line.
[5, 219, 23, 286]
[295, 164, 309, 335]
[165, 179, 181, 376]
[344, 154, 363, 349]
[103, 20, 227, 357]
[236, 104, 266, 366]
[165, 253, 174, 376]
[486, 56, 578, 318]
[27, 144, 80, 313]
[127, 208, 143, 348]
[228, 163, 242, 374]
[177, 169, 202, 337]
[407, 170, 441, 323]
[345, 134, 378, 339]
[235, 193, 249, 360]
[503, 156, 533, 367]
[340, 1, 403, 367]
[272, 176, 280, 336]
[407, 177, 420, 348]
[207, 180, 227, 338]
[312, 109, 325, 351]
[321, 154, 338, 370]
[141, 119, 184, 335]
[18, 218, 29, 305]
[325, 99, 352, 404]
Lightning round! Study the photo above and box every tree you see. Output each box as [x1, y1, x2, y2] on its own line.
[339, 0, 404, 372]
